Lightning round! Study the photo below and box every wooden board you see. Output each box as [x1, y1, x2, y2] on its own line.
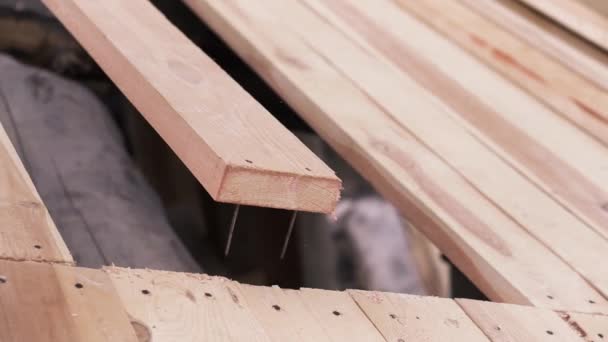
[460, 0, 608, 92]
[560, 311, 608, 341]
[0, 260, 137, 341]
[184, 0, 608, 312]
[400, 0, 608, 147]
[106, 267, 270, 342]
[350, 290, 489, 341]
[458, 299, 585, 341]
[306, 0, 608, 298]
[0, 121, 72, 263]
[41, 0, 341, 213]
[517, 0, 608, 52]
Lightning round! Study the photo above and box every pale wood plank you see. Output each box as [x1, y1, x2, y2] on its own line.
[401, 0, 608, 147]
[517, 0, 608, 52]
[41, 0, 340, 213]
[560, 311, 608, 341]
[296, 288, 386, 341]
[237, 283, 332, 341]
[0, 121, 72, 263]
[350, 290, 489, 341]
[0, 260, 137, 341]
[105, 267, 270, 342]
[185, 0, 608, 312]
[460, 0, 608, 92]
[313, 0, 608, 300]
[458, 299, 584, 341]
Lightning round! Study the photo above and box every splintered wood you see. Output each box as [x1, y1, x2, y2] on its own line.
[184, 0, 608, 312]
[0, 122, 71, 263]
[41, 0, 341, 213]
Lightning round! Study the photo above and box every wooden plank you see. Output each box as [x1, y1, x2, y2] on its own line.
[458, 299, 585, 341]
[517, 0, 608, 52]
[237, 284, 332, 341]
[41, 0, 341, 213]
[105, 267, 270, 342]
[293, 288, 386, 341]
[401, 0, 608, 147]
[184, 0, 608, 312]
[560, 311, 608, 341]
[460, 0, 608, 92]
[350, 290, 489, 341]
[314, 0, 608, 298]
[0, 121, 72, 263]
[0, 260, 137, 341]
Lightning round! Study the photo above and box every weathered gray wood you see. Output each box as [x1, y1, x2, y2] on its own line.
[0, 54, 200, 271]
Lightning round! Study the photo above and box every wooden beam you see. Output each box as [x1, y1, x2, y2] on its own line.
[457, 299, 585, 341]
[0, 260, 137, 341]
[41, 0, 341, 213]
[184, 0, 608, 312]
[0, 121, 72, 263]
[460, 0, 608, 92]
[517, 0, 608, 52]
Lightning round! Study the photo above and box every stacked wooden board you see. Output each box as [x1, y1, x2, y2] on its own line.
[183, 0, 608, 313]
[3, 0, 608, 339]
[1, 125, 607, 340]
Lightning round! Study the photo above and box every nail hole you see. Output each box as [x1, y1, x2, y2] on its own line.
[272, 304, 281, 311]
[589, 299, 596, 304]
[547, 295, 554, 299]
[495, 326, 501, 331]
[305, 167, 311, 171]
[75, 283, 83, 289]
[141, 289, 150, 295]
[0, 276, 7, 284]
[332, 310, 341, 316]
[204, 292, 213, 298]
[245, 159, 253, 164]
[389, 314, 397, 319]
[416, 316, 420, 320]
[598, 333, 604, 339]
[34, 245, 42, 249]
[546, 330, 554, 335]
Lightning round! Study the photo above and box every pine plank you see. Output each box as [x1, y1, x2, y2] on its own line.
[315, 0, 608, 299]
[0, 121, 72, 263]
[41, 0, 341, 213]
[105, 267, 270, 342]
[350, 290, 489, 341]
[560, 311, 608, 341]
[0, 260, 137, 341]
[517, 0, 608, 52]
[184, 0, 608, 312]
[400, 0, 608, 147]
[460, 0, 608, 92]
[458, 299, 585, 341]
[237, 284, 332, 341]
[294, 288, 386, 341]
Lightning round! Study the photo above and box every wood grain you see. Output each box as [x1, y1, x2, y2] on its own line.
[401, 0, 608, 147]
[458, 299, 585, 341]
[0, 260, 137, 341]
[350, 290, 489, 341]
[460, 0, 608, 92]
[517, 0, 608, 52]
[559, 311, 608, 341]
[0, 122, 71, 263]
[184, 0, 608, 312]
[106, 267, 270, 342]
[312, 0, 608, 298]
[41, 0, 341, 213]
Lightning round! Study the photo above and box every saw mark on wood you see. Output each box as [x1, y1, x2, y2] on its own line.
[490, 48, 545, 84]
[570, 97, 608, 125]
